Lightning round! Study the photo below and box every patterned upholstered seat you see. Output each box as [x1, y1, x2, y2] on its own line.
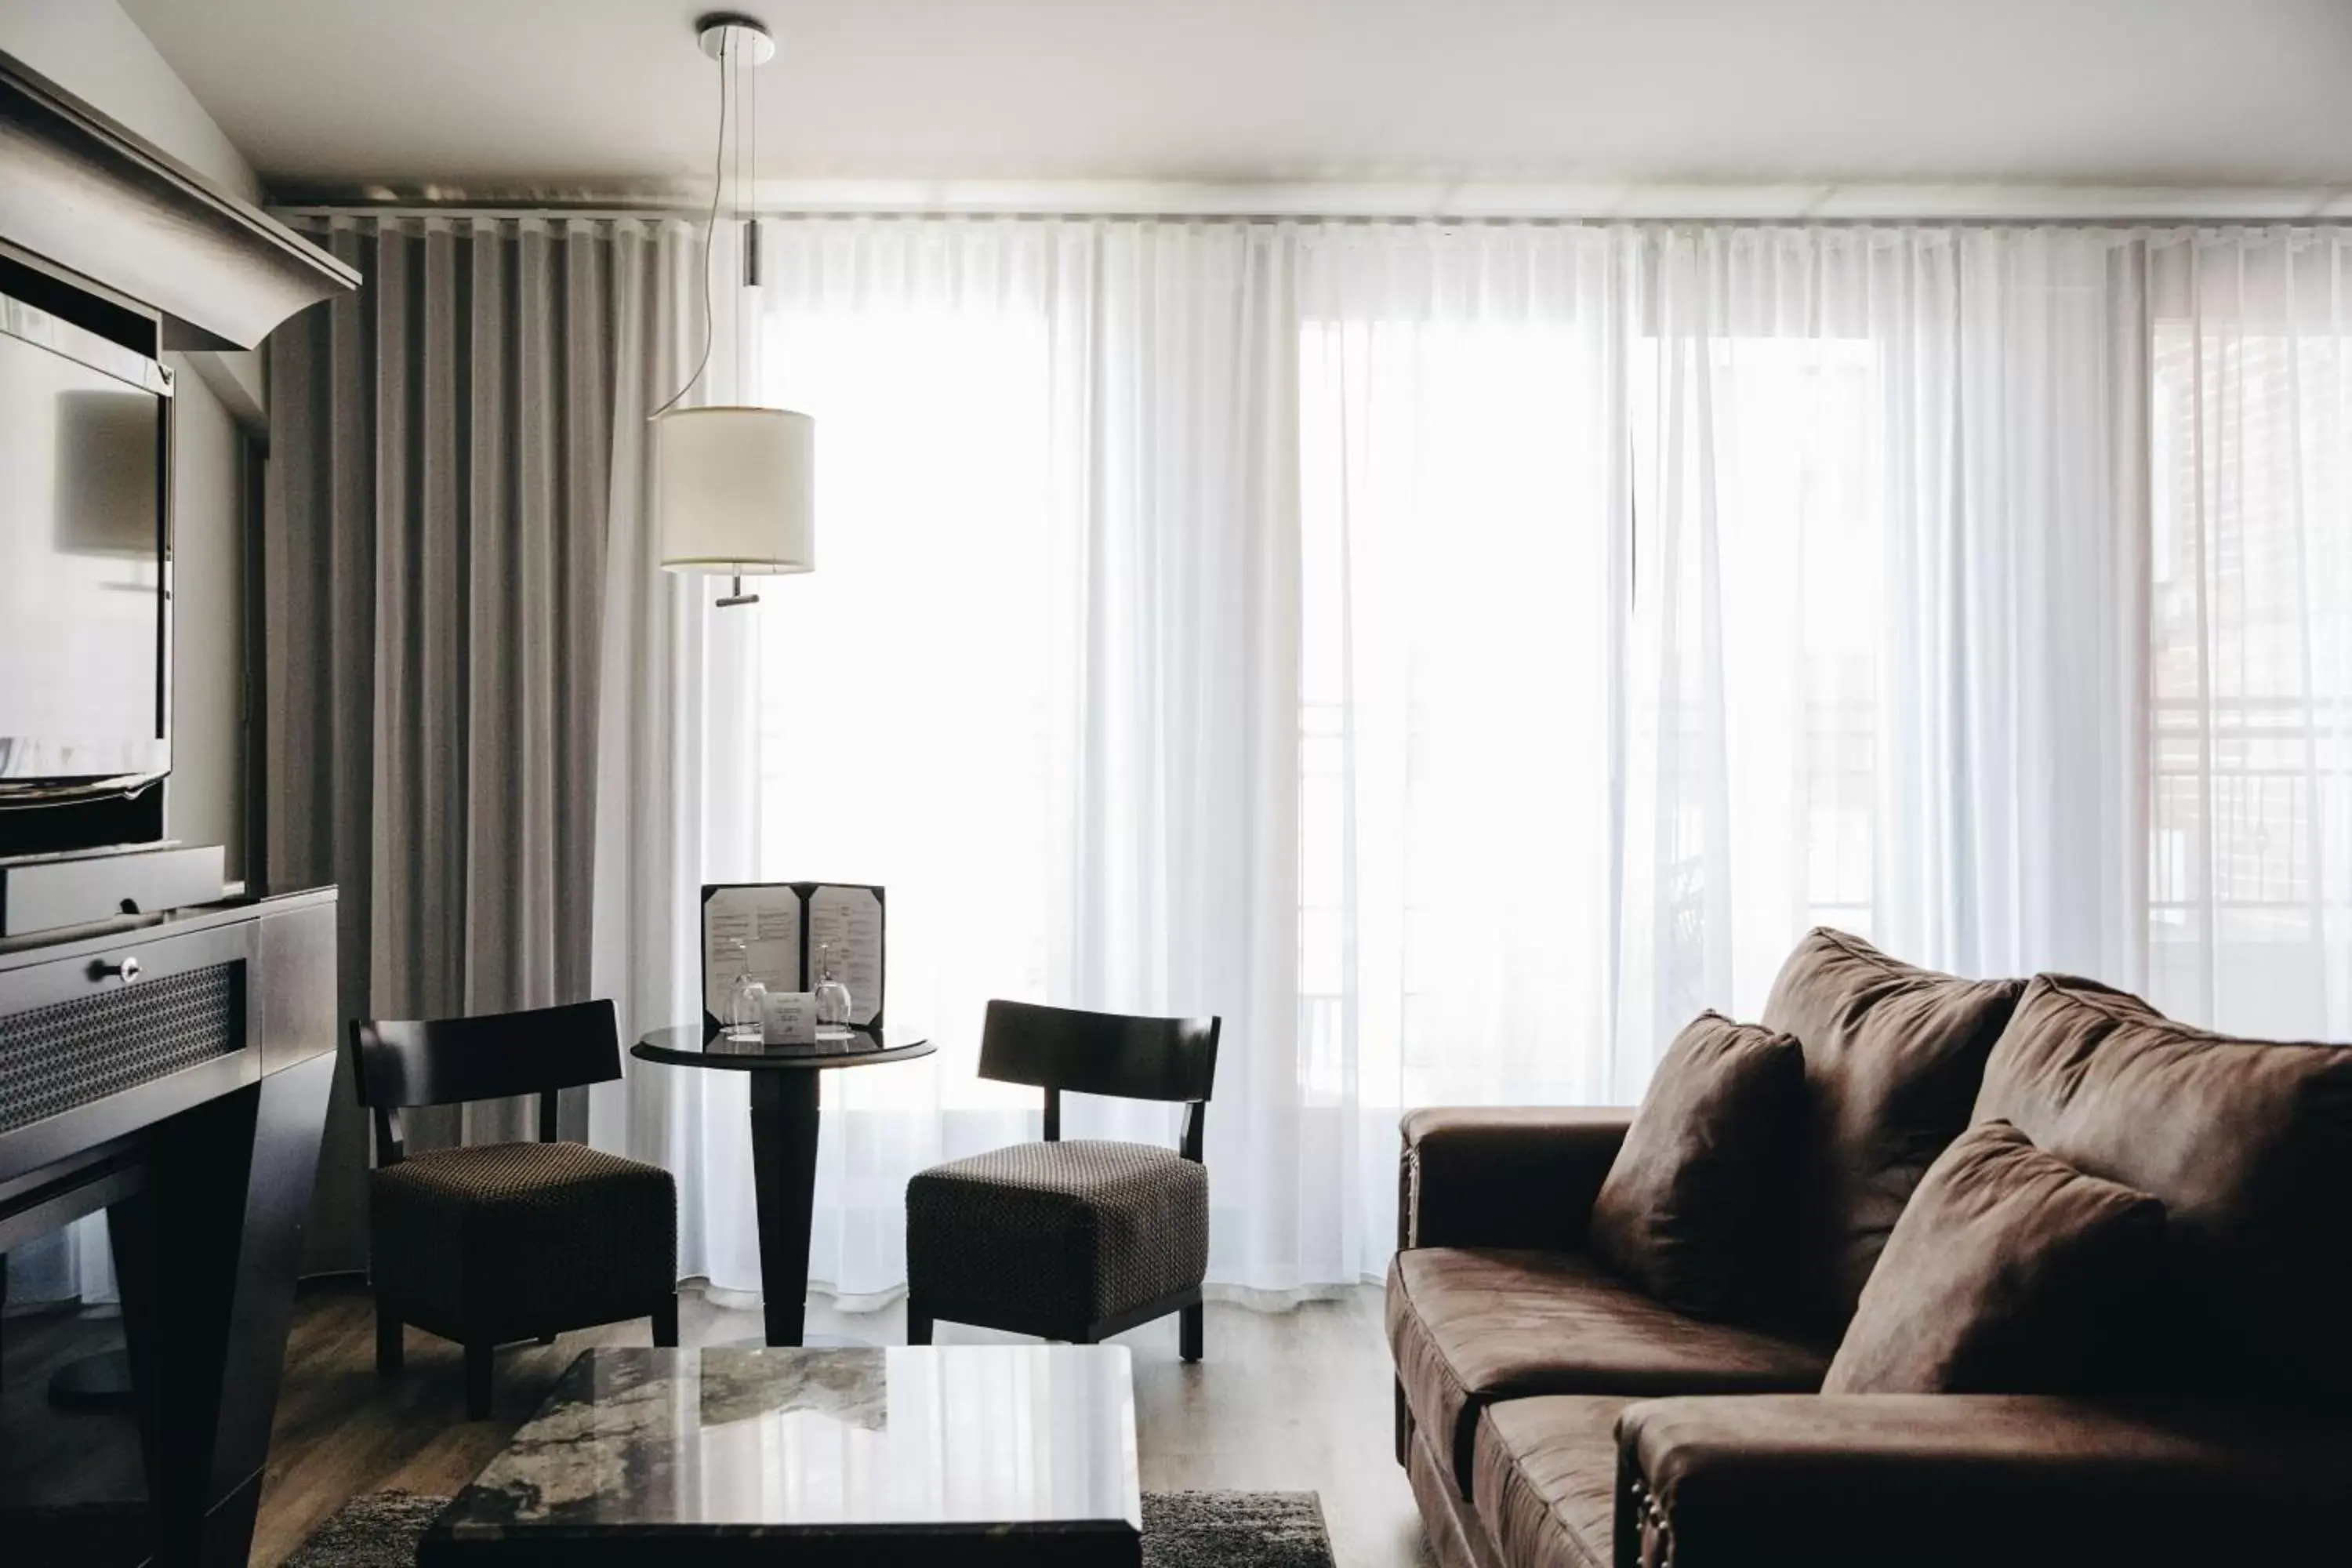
[370, 1140, 676, 1345]
[350, 999, 678, 1417]
[904, 1000, 1221, 1356]
[906, 1138, 1209, 1327]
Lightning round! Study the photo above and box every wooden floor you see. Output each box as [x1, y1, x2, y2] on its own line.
[237, 1283, 1436, 1568]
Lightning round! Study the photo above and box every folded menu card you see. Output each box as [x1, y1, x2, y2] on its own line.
[700, 881, 886, 1033]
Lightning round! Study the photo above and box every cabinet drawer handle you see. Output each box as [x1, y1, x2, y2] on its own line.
[90, 956, 142, 984]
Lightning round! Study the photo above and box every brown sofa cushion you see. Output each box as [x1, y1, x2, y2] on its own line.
[1472, 1396, 1629, 1568]
[1823, 1120, 2165, 1393]
[1973, 974, 2352, 1396]
[1761, 927, 2025, 1327]
[1385, 1247, 1829, 1497]
[1590, 1012, 1804, 1319]
[1617, 1392, 2352, 1568]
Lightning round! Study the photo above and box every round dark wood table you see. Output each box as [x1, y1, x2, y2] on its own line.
[631, 1022, 933, 1347]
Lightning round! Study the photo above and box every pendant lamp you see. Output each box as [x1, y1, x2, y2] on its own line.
[655, 13, 811, 608]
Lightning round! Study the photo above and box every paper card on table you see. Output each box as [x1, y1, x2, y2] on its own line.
[702, 884, 801, 1022]
[760, 991, 818, 1045]
[806, 884, 885, 1027]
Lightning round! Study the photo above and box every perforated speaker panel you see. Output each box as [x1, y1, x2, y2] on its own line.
[0, 964, 241, 1136]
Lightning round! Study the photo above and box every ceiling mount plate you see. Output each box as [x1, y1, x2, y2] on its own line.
[696, 13, 776, 65]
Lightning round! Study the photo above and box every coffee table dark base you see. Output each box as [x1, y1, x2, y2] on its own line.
[419, 1523, 1140, 1566]
[426, 1348, 1142, 1566]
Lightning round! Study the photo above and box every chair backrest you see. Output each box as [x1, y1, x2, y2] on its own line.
[349, 997, 621, 1163]
[977, 999, 1220, 1157]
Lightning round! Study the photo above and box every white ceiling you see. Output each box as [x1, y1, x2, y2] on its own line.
[116, 0, 2352, 205]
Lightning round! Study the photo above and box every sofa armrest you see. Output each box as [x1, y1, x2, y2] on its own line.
[1397, 1106, 1632, 1252]
[1615, 1394, 2352, 1568]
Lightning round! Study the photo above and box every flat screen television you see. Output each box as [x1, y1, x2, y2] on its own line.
[0, 287, 172, 804]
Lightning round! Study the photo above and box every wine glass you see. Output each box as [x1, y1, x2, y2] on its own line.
[812, 942, 854, 1029]
[727, 942, 768, 1040]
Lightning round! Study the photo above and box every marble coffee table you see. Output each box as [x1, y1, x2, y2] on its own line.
[419, 1345, 1142, 1566]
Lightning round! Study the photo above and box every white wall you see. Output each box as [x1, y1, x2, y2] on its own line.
[0, 0, 260, 201]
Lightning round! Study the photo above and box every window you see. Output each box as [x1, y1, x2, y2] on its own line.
[1626, 331, 1883, 1024]
[1297, 315, 1618, 1107]
[744, 304, 1057, 1109]
[1296, 308, 1889, 1103]
[2148, 318, 2352, 1033]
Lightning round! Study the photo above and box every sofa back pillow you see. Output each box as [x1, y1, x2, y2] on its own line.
[1973, 975, 2352, 1397]
[1824, 1120, 2165, 1393]
[1589, 1011, 1806, 1319]
[1762, 927, 2026, 1329]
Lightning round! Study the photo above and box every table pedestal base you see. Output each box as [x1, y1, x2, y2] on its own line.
[630, 1024, 932, 1352]
[748, 1073, 820, 1348]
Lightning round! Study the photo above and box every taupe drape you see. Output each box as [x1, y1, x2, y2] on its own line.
[267, 217, 626, 1265]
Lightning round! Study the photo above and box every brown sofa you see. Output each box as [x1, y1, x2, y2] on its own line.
[1388, 933, 2352, 1568]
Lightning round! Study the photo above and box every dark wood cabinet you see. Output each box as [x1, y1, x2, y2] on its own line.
[0, 31, 358, 1568]
[0, 890, 338, 1567]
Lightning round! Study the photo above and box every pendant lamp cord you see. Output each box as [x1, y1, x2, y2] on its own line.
[745, 29, 760, 286]
[651, 34, 730, 419]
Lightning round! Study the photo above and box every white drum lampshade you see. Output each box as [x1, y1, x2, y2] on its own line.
[655, 405, 815, 575]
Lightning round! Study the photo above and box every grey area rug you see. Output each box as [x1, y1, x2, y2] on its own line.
[284, 1488, 1336, 1568]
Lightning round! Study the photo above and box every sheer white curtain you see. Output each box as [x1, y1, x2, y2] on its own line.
[592, 216, 2352, 1305]
[1294, 226, 1633, 1278]
[2145, 228, 2352, 1037]
[595, 218, 1323, 1305]
[1053, 225, 1323, 1297]
[1622, 224, 2352, 1047]
[593, 216, 1047, 1305]
[1298, 223, 2344, 1283]
[1617, 227, 2147, 1041]
[714, 222, 1073, 1304]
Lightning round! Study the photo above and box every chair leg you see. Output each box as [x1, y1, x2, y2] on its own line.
[464, 1341, 494, 1420]
[652, 1294, 680, 1348]
[375, 1298, 404, 1377]
[906, 1296, 932, 1346]
[1180, 1301, 1203, 1363]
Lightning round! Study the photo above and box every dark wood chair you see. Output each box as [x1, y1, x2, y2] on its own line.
[350, 998, 678, 1417]
[905, 1000, 1220, 1359]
